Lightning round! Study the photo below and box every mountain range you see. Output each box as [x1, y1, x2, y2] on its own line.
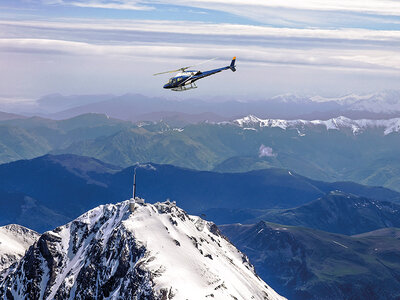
[5, 90, 400, 121]
[1, 154, 400, 233]
[0, 111, 24, 121]
[2, 112, 400, 191]
[204, 191, 400, 235]
[2, 191, 400, 300]
[221, 222, 400, 300]
[233, 114, 400, 135]
[2, 155, 400, 299]
[2, 90, 400, 299]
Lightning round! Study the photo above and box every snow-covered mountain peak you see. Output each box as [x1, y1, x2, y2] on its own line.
[270, 93, 312, 104]
[0, 224, 39, 273]
[232, 115, 400, 135]
[310, 93, 375, 103]
[309, 90, 400, 113]
[1, 200, 285, 300]
[234, 115, 289, 130]
[234, 114, 263, 125]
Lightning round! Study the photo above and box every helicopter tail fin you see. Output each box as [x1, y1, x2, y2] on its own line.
[230, 57, 236, 72]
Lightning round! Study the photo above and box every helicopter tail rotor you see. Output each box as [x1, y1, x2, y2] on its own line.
[230, 57, 237, 72]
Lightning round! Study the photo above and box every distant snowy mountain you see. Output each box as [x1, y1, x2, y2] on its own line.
[232, 115, 400, 135]
[0, 200, 285, 300]
[269, 94, 314, 104]
[346, 91, 400, 113]
[310, 93, 374, 103]
[311, 90, 400, 113]
[0, 225, 39, 272]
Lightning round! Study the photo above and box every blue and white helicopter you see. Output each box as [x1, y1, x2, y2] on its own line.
[154, 57, 237, 91]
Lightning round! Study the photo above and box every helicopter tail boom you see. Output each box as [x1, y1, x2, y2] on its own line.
[230, 57, 237, 72]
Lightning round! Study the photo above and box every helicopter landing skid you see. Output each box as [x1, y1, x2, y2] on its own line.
[172, 83, 197, 91]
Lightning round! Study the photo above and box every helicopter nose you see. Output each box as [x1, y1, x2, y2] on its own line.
[163, 84, 170, 89]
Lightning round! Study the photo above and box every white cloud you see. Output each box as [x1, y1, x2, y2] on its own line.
[1, 37, 399, 72]
[164, 0, 400, 16]
[1, 18, 399, 72]
[1, 19, 399, 43]
[49, 0, 400, 16]
[259, 145, 277, 158]
[45, 0, 153, 10]
[32, 0, 400, 29]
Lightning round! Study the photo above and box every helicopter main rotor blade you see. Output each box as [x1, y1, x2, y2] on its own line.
[153, 67, 188, 76]
[152, 57, 218, 76]
[153, 65, 194, 76]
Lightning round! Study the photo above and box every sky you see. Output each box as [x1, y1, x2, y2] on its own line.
[0, 0, 400, 100]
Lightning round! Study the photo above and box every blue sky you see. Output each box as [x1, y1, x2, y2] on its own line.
[1, 0, 400, 100]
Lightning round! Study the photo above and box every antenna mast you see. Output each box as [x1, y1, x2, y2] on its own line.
[133, 168, 136, 199]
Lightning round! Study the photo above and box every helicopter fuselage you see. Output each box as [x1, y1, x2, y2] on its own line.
[163, 70, 200, 89]
[163, 58, 236, 91]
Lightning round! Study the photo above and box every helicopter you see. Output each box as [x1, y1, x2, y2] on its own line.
[153, 57, 236, 91]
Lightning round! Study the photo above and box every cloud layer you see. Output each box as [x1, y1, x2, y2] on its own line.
[1, 19, 398, 71]
[0, 0, 399, 98]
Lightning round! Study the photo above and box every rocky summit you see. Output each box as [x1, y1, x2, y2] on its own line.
[0, 199, 284, 300]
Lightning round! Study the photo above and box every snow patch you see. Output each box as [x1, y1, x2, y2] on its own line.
[332, 241, 348, 249]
